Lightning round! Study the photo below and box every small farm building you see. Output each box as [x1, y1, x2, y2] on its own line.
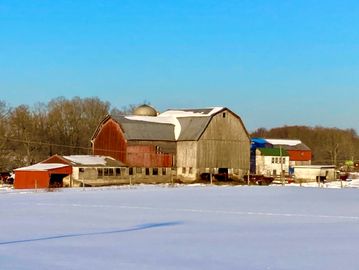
[41, 155, 128, 187]
[14, 163, 72, 189]
[293, 165, 336, 182]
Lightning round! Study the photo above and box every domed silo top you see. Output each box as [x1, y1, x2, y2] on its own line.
[133, 104, 158, 116]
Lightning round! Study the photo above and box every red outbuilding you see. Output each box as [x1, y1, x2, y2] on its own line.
[14, 163, 72, 189]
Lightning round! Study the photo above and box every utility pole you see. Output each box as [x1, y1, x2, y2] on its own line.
[280, 146, 284, 186]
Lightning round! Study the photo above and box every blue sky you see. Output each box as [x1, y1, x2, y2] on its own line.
[1, 0, 358, 132]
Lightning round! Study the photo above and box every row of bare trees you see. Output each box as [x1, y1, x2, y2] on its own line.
[252, 126, 359, 166]
[0, 97, 137, 171]
[1, 97, 358, 171]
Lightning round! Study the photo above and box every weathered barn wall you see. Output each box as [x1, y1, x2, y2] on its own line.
[197, 110, 250, 173]
[176, 141, 198, 181]
[92, 119, 127, 162]
[126, 145, 173, 167]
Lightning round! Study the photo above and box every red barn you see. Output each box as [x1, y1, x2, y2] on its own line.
[91, 106, 176, 168]
[14, 163, 72, 189]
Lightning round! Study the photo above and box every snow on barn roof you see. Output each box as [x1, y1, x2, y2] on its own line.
[265, 139, 311, 151]
[15, 163, 69, 172]
[62, 155, 124, 167]
[123, 107, 225, 141]
[265, 139, 302, 146]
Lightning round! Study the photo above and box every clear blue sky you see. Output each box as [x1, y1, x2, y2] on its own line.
[1, 0, 358, 132]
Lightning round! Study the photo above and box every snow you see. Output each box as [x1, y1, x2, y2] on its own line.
[159, 107, 224, 117]
[14, 163, 69, 171]
[63, 155, 113, 166]
[1, 185, 359, 270]
[265, 139, 302, 146]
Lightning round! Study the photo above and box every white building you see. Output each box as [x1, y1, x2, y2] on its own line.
[255, 148, 290, 177]
[293, 165, 336, 182]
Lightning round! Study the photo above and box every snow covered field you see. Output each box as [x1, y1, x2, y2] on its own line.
[1, 185, 359, 270]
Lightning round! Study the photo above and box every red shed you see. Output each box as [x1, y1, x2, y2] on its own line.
[14, 163, 72, 189]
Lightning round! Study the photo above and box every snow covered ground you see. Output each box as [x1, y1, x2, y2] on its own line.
[1, 185, 359, 270]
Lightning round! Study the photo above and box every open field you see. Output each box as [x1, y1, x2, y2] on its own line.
[1, 185, 359, 270]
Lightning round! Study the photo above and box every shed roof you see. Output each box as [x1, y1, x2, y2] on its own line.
[15, 163, 70, 172]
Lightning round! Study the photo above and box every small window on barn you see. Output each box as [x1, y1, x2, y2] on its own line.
[104, 168, 109, 176]
[223, 112, 226, 118]
[108, 168, 114, 176]
[153, 168, 158, 175]
[272, 158, 275, 164]
[145, 168, 150, 175]
[97, 168, 103, 178]
[162, 168, 167, 175]
[129, 167, 133, 175]
[282, 158, 285, 164]
[79, 168, 85, 173]
[115, 168, 121, 176]
[275, 158, 278, 163]
[182, 167, 186, 174]
[189, 167, 193, 174]
[136, 167, 142, 174]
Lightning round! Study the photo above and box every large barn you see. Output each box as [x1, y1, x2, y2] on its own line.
[91, 105, 251, 182]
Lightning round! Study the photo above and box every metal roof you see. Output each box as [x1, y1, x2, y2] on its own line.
[177, 117, 212, 141]
[257, 148, 289, 156]
[113, 115, 176, 141]
[103, 107, 248, 143]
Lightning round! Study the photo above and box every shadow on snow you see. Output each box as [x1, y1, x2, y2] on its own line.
[0, 221, 183, 245]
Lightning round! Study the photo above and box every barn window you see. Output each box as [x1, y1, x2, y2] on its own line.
[145, 168, 150, 175]
[129, 168, 133, 175]
[79, 168, 85, 173]
[182, 167, 186, 174]
[189, 167, 193, 174]
[104, 168, 109, 176]
[153, 168, 158, 175]
[115, 168, 121, 176]
[97, 168, 103, 177]
[108, 168, 114, 176]
[223, 112, 226, 118]
[272, 158, 275, 164]
[162, 168, 167, 175]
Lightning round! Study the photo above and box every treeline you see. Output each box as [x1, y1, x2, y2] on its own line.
[1, 97, 358, 171]
[0, 97, 137, 171]
[251, 126, 359, 165]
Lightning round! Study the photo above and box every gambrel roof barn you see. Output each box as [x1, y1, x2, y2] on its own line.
[91, 106, 251, 182]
